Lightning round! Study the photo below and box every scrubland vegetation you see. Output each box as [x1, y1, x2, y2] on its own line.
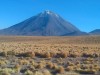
[0, 36, 100, 75]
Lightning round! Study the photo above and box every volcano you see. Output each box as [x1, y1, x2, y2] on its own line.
[0, 10, 87, 36]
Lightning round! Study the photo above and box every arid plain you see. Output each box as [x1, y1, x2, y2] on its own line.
[0, 36, 100, 75]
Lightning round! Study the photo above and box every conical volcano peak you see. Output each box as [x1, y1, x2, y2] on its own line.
[43, 10, 53, 14]
[41, 10, 59, 17]
[0, 10, 87, 36]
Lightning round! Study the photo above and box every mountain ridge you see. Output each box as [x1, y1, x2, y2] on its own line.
[89, 29, 100, 35]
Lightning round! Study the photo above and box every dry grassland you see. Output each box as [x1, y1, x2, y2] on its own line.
[0, 36, 100, 75]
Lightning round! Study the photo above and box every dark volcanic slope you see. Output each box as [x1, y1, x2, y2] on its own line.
[0, 10, 87, 36]
[90, 29, 100, 35]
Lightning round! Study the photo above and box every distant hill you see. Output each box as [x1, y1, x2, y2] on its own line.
[90, 29, 100, 35]
[0, 10, 88, 36]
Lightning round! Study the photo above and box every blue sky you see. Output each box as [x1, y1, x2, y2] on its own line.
[0, 0, 100, 32]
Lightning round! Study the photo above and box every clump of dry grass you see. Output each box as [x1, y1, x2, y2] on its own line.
[46, 62, 54, 69]
[36, 63, 45, 69]
[56, 66, 65, 73]
[67, 61, 74, 66]
[53, 63, 58, 70]
[66, 66, 74, 71]
[44, 52, 51, 58]
[42, 70, 52, 75]
[17, 51, 35, 58]
[14, 64, 21, 73]
[58, 52, 68, 58]
[25, 70, 33, 75]
[69, 53, 78, 58]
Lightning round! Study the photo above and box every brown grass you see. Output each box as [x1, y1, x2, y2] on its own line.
[0, 36, 100, 75]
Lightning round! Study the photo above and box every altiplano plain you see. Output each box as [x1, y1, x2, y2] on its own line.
[0, 36, 100, 75]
